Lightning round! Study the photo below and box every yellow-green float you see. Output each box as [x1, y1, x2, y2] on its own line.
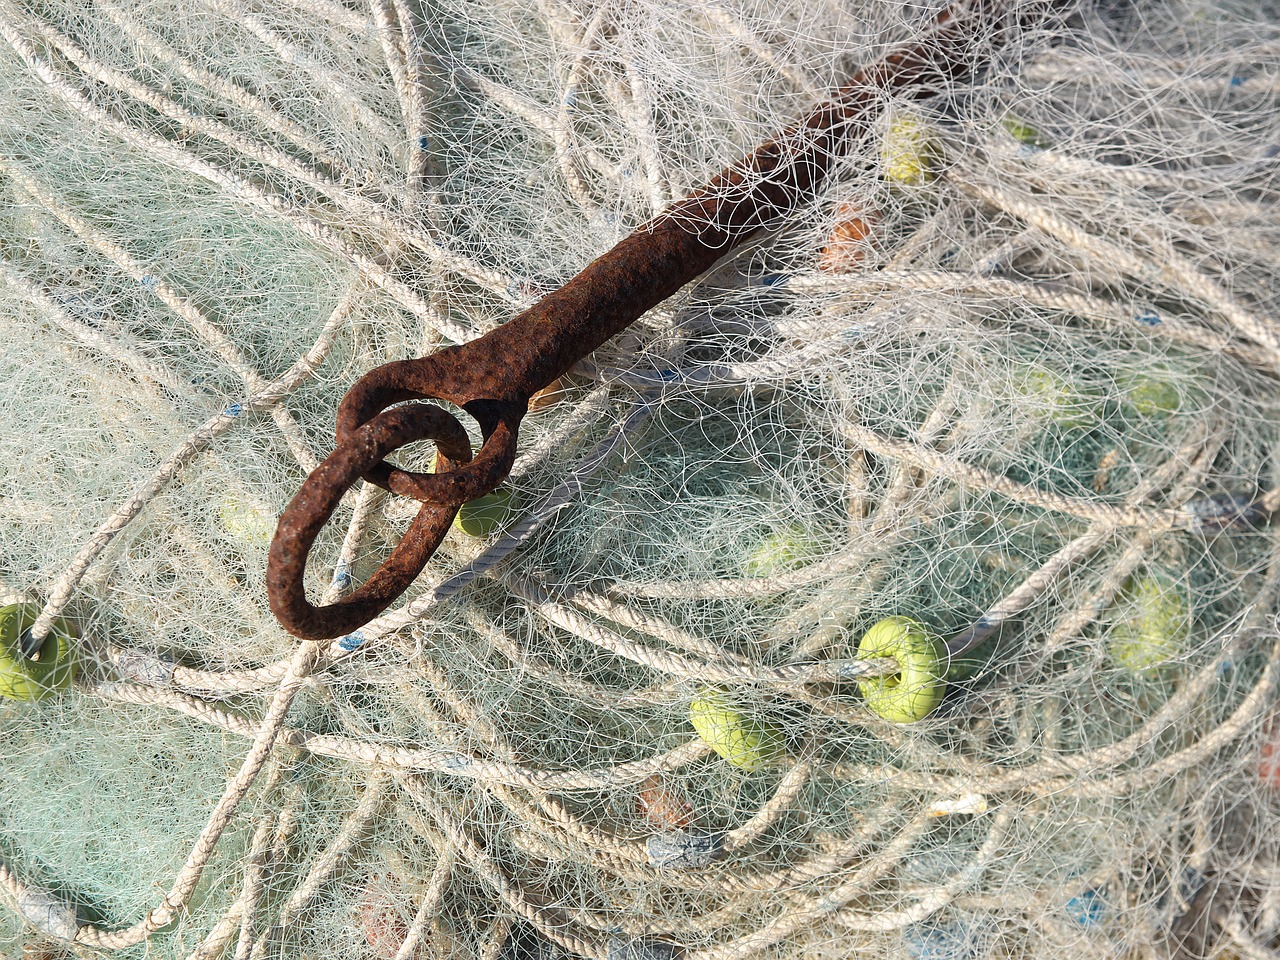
[856, 616, 946, 723]
[0, 602, 77, 701]
[689, 688, 785, 771]
[1108, 575, 1190, 674]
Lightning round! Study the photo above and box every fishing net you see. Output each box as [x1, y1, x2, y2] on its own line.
[1, 0, 1279, 957]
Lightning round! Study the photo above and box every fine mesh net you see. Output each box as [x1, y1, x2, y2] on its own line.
[2, 0, 1280, 958]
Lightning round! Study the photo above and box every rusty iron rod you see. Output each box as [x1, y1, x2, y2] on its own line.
[268, 0, 1059, 641]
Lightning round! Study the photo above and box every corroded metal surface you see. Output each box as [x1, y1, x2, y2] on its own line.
[268, 0, 1054, 640]
[269, 405, 471, 639]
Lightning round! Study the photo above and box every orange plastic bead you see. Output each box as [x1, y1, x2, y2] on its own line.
[819, 204, 878, 272]
[637, 776, 694, 830]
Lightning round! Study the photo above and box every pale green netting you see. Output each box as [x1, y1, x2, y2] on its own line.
[1, 0, 1280, 958]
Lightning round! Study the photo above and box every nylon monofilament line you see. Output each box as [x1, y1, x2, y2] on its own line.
[2, 1, 1280, 959]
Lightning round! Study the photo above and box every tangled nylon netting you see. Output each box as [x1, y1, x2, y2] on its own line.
[3, 0, 1280, 957]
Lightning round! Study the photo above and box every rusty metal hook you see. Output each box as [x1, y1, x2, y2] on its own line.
[268, 0, 1058, 641]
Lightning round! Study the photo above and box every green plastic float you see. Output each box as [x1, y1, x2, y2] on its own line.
[1108, 575, 1190, 675]
[0, 602, 77, 701]
[431, 452, 515, 538]
[689, 688, 786, 771]
[856, 616, 947, 723]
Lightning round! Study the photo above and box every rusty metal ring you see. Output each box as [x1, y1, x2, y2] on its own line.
[334, 357, 524, 505]
[267, 403, 473, 640]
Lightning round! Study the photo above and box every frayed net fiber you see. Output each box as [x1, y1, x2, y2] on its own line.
[1, 0, 1280, 958]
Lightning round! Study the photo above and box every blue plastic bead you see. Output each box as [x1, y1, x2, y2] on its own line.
[1065, 888, 1106, 927]
[338, 631, 365, 652]
[331, 562, 353, 590]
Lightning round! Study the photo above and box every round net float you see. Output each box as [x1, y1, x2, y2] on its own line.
[1118, 368, 1192, 419]
[944, 631, 998, 684]
[741, 524, 820, 578]
[688, 688, 786, 771]
[453, 488, 513, 538]
[855, 616, 946, 723]
[1010, 363, 1100, 430]
[430, 451, 515, 538]
[1106, 574, 1190, 676]
[1001, 114, 1049, 148]
[216, 493, 276, 548]
[0, 603, 76, 702]
[880, 112, 941, 187]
